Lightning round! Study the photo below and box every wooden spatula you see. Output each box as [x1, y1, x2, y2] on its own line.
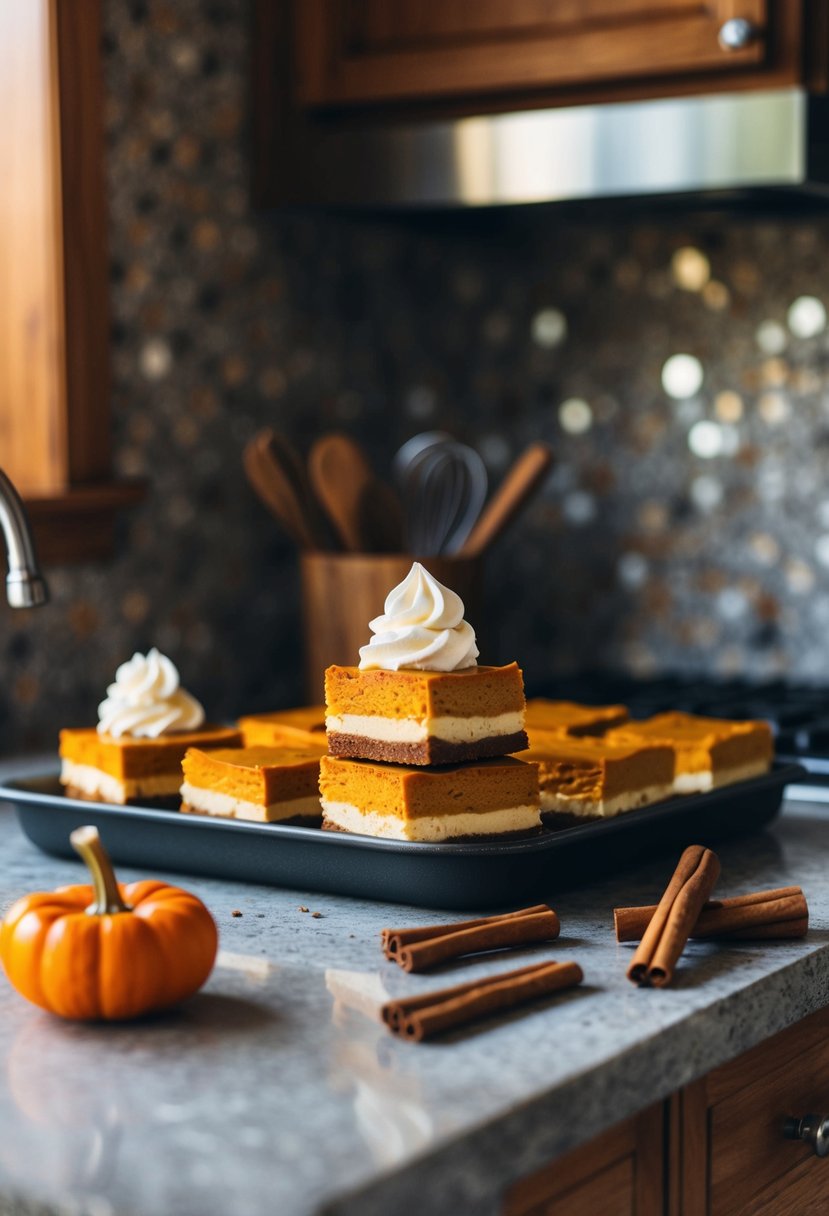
[255, 430, 331, 549]
[308, 433, 378, 551]
[243, 434, 319, 550]
[456, 442, 554, 558]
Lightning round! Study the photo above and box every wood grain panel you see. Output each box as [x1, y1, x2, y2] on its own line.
[678, 1080, 709, 1216]
[0, 0, 68, 495]
[26, 481, 146, 565]
[543, 1156, 634, 1216]
[297, 0, 770, 107]
[346, 1, 720, 55]
[741, 1155, 829, 1215]
[674, 1007, 829, 1216]
[709, 1041, 829, 1214]
[54, 0, 112, 484]
[0, 1, 142, 561]
[503, 1104, 663, 1216]
[706, 1005, 829, 1106]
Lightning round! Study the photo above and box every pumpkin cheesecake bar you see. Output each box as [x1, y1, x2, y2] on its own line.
[181, 745, 326, 823]
[524, 699, 629, 737]
[606, 712, 773, 794]
[516, 730, 675, 822]
[318, 753, 542, 842]
[238, 706, 326, 748]
[60, 725, 242, 805]
[325, 663, 528, 766]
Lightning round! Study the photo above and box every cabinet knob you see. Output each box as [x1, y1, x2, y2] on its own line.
[784, 1114, 829, 1157]
[718, 17, 760, 50]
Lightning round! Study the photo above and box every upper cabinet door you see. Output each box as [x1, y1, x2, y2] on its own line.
[295, 0, 779, 109]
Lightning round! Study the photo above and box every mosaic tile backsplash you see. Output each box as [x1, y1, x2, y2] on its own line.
[5, 0, 829, 751]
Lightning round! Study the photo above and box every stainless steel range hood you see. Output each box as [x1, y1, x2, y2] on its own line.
[297, 88, 829, 208]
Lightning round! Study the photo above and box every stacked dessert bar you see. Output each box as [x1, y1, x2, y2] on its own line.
[318, 563, 543, 842]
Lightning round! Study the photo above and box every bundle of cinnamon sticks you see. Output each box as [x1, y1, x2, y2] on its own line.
[375, 850, 811, 1035]
[616, 844, 809, 988]
[380, 903, 582, 1040]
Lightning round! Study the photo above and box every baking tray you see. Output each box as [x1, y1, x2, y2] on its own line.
[0, 764, 804, 911]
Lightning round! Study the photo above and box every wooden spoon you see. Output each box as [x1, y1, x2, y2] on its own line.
[308, 433, 377, 551]
[243, 436, 319, 550]
[456, 442, 554, 558]
[255, 430, 331, 549]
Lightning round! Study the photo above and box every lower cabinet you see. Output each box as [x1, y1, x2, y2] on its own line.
[503, 1104, 663, 1216]
[503, 1005, 829, 1215]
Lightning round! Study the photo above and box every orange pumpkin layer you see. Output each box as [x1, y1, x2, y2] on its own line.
[182, 745, 325, 805]
[59, 725, 242, 779]
[238, 706, 326, 748]
[517, 729, 674, 802]
[318, 754, 539, 819]
[524, 699, 630, 737]
[606, 712, 773, 782]
[324, 663, 525, 721]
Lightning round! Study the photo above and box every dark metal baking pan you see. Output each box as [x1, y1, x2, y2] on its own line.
[0, 765, 804, 911]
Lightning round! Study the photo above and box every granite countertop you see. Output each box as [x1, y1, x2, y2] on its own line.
[1, 757, 829, 1216]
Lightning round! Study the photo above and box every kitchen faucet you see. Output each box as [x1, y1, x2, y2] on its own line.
[0, 470, 48, 608]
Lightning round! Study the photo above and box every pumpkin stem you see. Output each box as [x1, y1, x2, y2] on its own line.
[70, 826, 132, 915]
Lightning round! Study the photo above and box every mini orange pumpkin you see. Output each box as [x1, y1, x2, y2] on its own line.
[0, 826, 218, 1020]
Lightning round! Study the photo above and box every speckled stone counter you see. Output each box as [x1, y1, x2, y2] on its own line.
[1, 757, 829, 1216]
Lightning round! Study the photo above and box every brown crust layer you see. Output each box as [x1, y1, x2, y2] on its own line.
[321, 816, 541, 843]
[326, 730, 529, 766]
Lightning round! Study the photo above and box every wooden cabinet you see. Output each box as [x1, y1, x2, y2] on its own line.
[679, 1004, 829, 1215]
[503, 1104, 664, 1216]
[1, 1, 143, 562]
[255, 1, 820, 206]
[292, 0, 802, 112]
[501, 1006, 829, 1215]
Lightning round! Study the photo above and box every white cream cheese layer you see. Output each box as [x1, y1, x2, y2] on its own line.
[320, 799, 540, 841]
[325, 711, 523, 744]
[674, 758, 770, 795]
[674, 770, 712, 794]
[180, 783, 321, 823]
[60, 760, 179, 803]
[539, 783, 675, 819]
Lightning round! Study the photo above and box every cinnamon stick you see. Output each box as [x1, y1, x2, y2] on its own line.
[381, 905, 551, 959]
[627, 845, 721, 987]
[396, 909, 561, 973]
[386, 961, 584, 1041]
[615, 886, 808, 943]
[381, 961, 554, 1032]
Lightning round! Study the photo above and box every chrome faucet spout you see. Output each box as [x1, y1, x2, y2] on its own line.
[0, 470, 48, 608]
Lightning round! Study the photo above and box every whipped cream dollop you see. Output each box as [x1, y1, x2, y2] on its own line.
[358, 563, 479, 672]
[97, 648, 205, 738]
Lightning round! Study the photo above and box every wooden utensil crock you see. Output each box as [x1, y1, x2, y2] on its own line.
[300, 553, 485, 701]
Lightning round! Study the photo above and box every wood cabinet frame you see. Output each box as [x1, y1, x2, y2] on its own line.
[501, 1006, 829, 1215]
[1, 0, 144, 564]
[293, 1, 776, 110]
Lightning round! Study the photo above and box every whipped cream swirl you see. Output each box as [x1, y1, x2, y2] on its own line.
[358, 563, 479, 672]
[97, 648, 205, 738]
